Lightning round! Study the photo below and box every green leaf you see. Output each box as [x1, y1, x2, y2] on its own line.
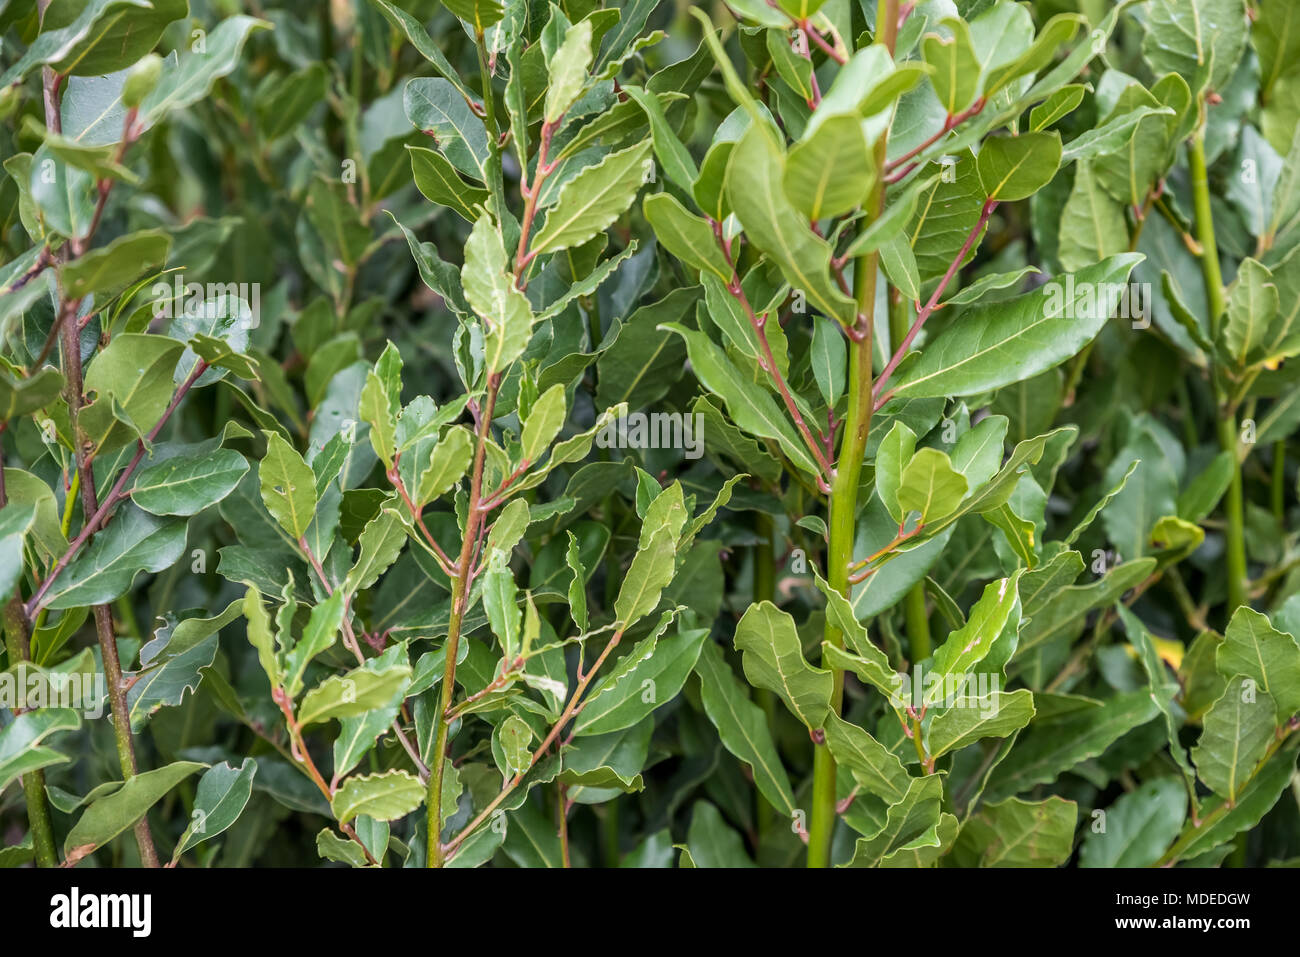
[331, 769, 425, 824]
[28, 146, 93, 240]
[976, 132, 1061, 202]
[259, 431, 317, 540]
[1142, 0, 1247, 95]
[1029, 84, 1086, 131]
[370, 0, 476, 104]
[545, 19, 593, 123]
[559, 718, 651, 800]
[954, 796, 1077, 867]
[0, 0, 153, 85]
[925, 689, 1036, 759]
[1218, 607, 1300, 720]
[520, 383, 566, 464]
[532, 142, 653, 255]
[298, 664, 413, 727]
[897, 448, 968, 525]
[64, 761, 205, 860]
[1161, 747, 1297, 863]
[612, 488, 687, 629]
[316, 828, 371, 867]
[0, 503, 36, 596]
[1079, 777, 1186, 868]
[408, 145, 490, 221]
[810, 316, 846, 407]
[642, 193, 732, 282]
[891, 254, 1144, 398]
[443, 0, 505, 32]
[128, 600, 243, 730]
[660, 322, 820, 476]
[0, 367, 63, 423]
[875, 421, 917, 524]
[622, 85, 698, 192]
[823, 712, 912, 805]
[685, 800, 755, 868]
[255, 63, 329, 141]
[46, 505, 186, 610]
[417, 425, 473, 506]
[1117, 605, 1199, 805]
[0, 709, 80, 795]
[494, 713, 533, 778]
[131, 448, 248, 517]
[724, 126, 857, 326]
[985, 690, 1162, 801]
[172, 759, 258, 862]
[694, 640, 797, 817]
[345, 509, 406, 596]
[785, 114, 876, 220]
[1223, 258, 1279, 365]
[78, 333, 184, 454]
[61, 230, 170, 299]
[842, 775, 944, 868]
[1192, 675, 1278, 802]
[463, 210, 534, 372]
[576, 621, 707, 736]
[925, 572, 1021, 707]
[922, 19, 981, 115]
[284, 590, 346, 698]
[241, 586, 281, 688]
[404, 77, 491, 181]
[733, 601, 833, 730]
[140, 17, 271, 129]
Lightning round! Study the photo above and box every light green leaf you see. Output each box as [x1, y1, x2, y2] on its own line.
[1192, 676, 1278, 802]
[259, 431, 317, 540]
[331, 769, 425, 824]
[298, 665, 413, 727]
[464, 210, 534, 372]
[1218, 607, 1300, 720]
[172, 759, 258, 862]
[532, 142, 653, 255]
[724, 126, 857, 326]
[733, 601, 833, 730]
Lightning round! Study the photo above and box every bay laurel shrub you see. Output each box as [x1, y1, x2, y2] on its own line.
[0, 0, 1298, 870]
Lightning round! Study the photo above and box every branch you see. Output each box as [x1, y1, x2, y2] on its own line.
[443, 627, 626, 861]
[871, 199, 996, 401]
[713, 222, 836, 490]
[426, 372, 501, 866]
[884, 98, 986, 175]
[26, 360, 210, 618]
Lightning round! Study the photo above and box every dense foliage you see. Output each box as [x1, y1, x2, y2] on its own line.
[1, 0, 1299, 869]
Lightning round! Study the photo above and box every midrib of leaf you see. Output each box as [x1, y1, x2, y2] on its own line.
[898, 276, 1106, 395]
[409, 86, 488, 179]
[58, 9, 133, 76]
[537, 149, 643, 251]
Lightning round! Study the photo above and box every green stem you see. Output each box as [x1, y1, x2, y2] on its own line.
[1217, 414, 1248, 612]
[1272, 440, 1285, 522]
[3, 597, 57, 867]
[601, 801, 619, 867]
[888, 292, 931, 662]
[904, 582, 931, 662]
[426, 377, 499, 867]
[807, 0, 898, 869]
[753, 509, 778, 840]
[1190, 123, 1246, 613]
[474, 30, 508, 229]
